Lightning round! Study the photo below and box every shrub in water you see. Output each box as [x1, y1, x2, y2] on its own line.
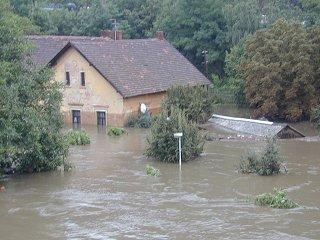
[255, 188, 298, 209]
[146, 164, 160, 177]
[67, 130, 91, 145]
[107, 127, 125, 136]
[126, 113, 153, 128]
[146, 107, 204, 163]
[163, 85, 219, 124]
[239, 138, 282, 175]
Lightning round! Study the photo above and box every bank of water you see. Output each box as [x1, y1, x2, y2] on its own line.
[0, 123, 319, 239]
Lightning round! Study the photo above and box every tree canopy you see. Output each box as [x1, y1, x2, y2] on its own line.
[0, 0, 68, 173]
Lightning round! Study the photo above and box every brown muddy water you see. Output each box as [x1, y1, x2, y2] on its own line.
[1, 122, 320, 239]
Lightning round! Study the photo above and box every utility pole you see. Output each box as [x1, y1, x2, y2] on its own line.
[109, 19, 117, 40]
[202, 50, 208, 78]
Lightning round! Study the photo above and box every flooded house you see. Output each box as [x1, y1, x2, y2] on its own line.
[209, 114, 305, 139]
[28, 31, 210, 126]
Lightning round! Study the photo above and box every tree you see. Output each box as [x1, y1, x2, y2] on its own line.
[0, 0, 68, 173]
[146, 107, 204, 163]
[162, 85, 219, 124]
[154, 0, 228, 75]
[241, 19, 317, 121]
[300, 0, 320, 26]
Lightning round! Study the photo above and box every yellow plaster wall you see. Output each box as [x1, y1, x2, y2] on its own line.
[53, 48, 124, 125]
[123, 92, 166, 116]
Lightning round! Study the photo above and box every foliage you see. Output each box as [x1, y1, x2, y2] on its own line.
[223, 0, 303, 47]
[0, 0, 68, 174]
[107, 127, 125, 136]
[163, 85, 219, 124]
[146, 164, 160, 177]
[311, 105, 320, 129]
[300, 0, 320, 26]
[126, 113, 153, 128]
[224, 36, 248, 107]
[241, 19, 318, 121]
[66, 130, 90, 145]
[255, 188, 299, 209]
[239, 138, 283, 176]
[153, 0, 228, 75]
[146, 107, 204, 163]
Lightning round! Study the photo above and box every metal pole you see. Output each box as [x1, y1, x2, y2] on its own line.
[179, 137, 182, 171]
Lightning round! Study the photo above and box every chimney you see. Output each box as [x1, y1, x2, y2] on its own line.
[155, 31, 165, 40]
[100, 29, 123, 40]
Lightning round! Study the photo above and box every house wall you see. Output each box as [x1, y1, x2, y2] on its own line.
[53, 48, 125, 126]
[123, 92, 166, 119]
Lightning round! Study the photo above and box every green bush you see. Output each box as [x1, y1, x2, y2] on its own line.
[311, 105, 320, 129]
[163, 85, 219, 124]
[239, 138, 283, 175]
[107, 127, 125, 136]
[67, 130, 91, 145]
[126, 113, 153, 128]
[255, 188, 298, 209]
[146, 164, 160, 177]
[146, 107, 204, 163]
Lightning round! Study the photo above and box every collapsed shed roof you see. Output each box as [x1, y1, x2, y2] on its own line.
[209, 114, 305, 139]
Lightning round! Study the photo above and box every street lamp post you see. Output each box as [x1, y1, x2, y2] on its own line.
[174, 132, 183, 171]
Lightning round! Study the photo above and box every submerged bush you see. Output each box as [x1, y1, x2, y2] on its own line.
[126, 113, 153, 128]
[239, 138, 283, 175]
[146, 164, 160, 177]
[255, 188, 298, 209]
[107, 127, 125, 136]
[67, 130, 91, 145]
[163, 85, 219, 124]
[146, 107, 204, 163]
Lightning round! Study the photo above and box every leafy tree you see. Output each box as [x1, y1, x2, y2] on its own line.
[146, 107, 204, 163]
[223, 0, 304, 47]
[163, 85, 219, 124]
[242, 19, 317, 121]
[0, 0, 68, 173]
[300, 0, 320, 25]
[112, 0, 162, 39]
[154, 0, 228, 75]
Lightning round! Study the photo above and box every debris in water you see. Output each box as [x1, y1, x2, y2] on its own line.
[0, 186, 5, 192]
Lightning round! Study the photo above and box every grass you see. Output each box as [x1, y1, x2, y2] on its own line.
[107, 127, 125, 136]
[146, 164, 160, 177]
[66, 130, 91, 145]
[255, 188, 298, 209]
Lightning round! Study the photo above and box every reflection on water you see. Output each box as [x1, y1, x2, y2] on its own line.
[0, 113, 320, 239]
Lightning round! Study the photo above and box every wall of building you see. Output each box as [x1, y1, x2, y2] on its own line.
[123, 92, 166, 118]
[53, 48, 125, 126]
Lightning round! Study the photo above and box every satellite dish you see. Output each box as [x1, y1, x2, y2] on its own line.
[140, 103, 147, 114]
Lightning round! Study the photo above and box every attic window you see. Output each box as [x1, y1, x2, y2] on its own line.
[66, 71, 70, 86]
[81, 72, 85, 86]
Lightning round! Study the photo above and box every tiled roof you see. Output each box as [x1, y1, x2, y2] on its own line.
[28, 35, 211, 98]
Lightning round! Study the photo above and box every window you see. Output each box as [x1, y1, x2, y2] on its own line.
[66, 72, 70, 86]
[72, 110, 81, 124]
[97, 111, 106, 126]
[81, 72, 85, 86]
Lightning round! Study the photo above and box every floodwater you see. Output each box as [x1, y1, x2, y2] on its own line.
[1, 113, 320, 239]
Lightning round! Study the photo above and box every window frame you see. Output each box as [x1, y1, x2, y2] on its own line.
[96, 110, 107, 126]
[72, 110, 81, 124]
[80, 72, 86, 86]
[65, 71, 70, 86]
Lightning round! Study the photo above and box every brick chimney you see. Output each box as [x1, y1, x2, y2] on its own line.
[155, 31, 165, 40]
[100, 29, 123, 40]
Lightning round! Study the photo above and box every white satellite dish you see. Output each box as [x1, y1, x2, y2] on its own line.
[140, 103, 147, 114]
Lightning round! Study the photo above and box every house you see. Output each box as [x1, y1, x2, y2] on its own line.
[28, 31, 211, 126]
[209, 114, 305, 139]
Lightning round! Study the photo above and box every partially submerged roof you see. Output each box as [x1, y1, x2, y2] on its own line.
[209, 114, 305, 139]
[27, 35, 211, 98]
